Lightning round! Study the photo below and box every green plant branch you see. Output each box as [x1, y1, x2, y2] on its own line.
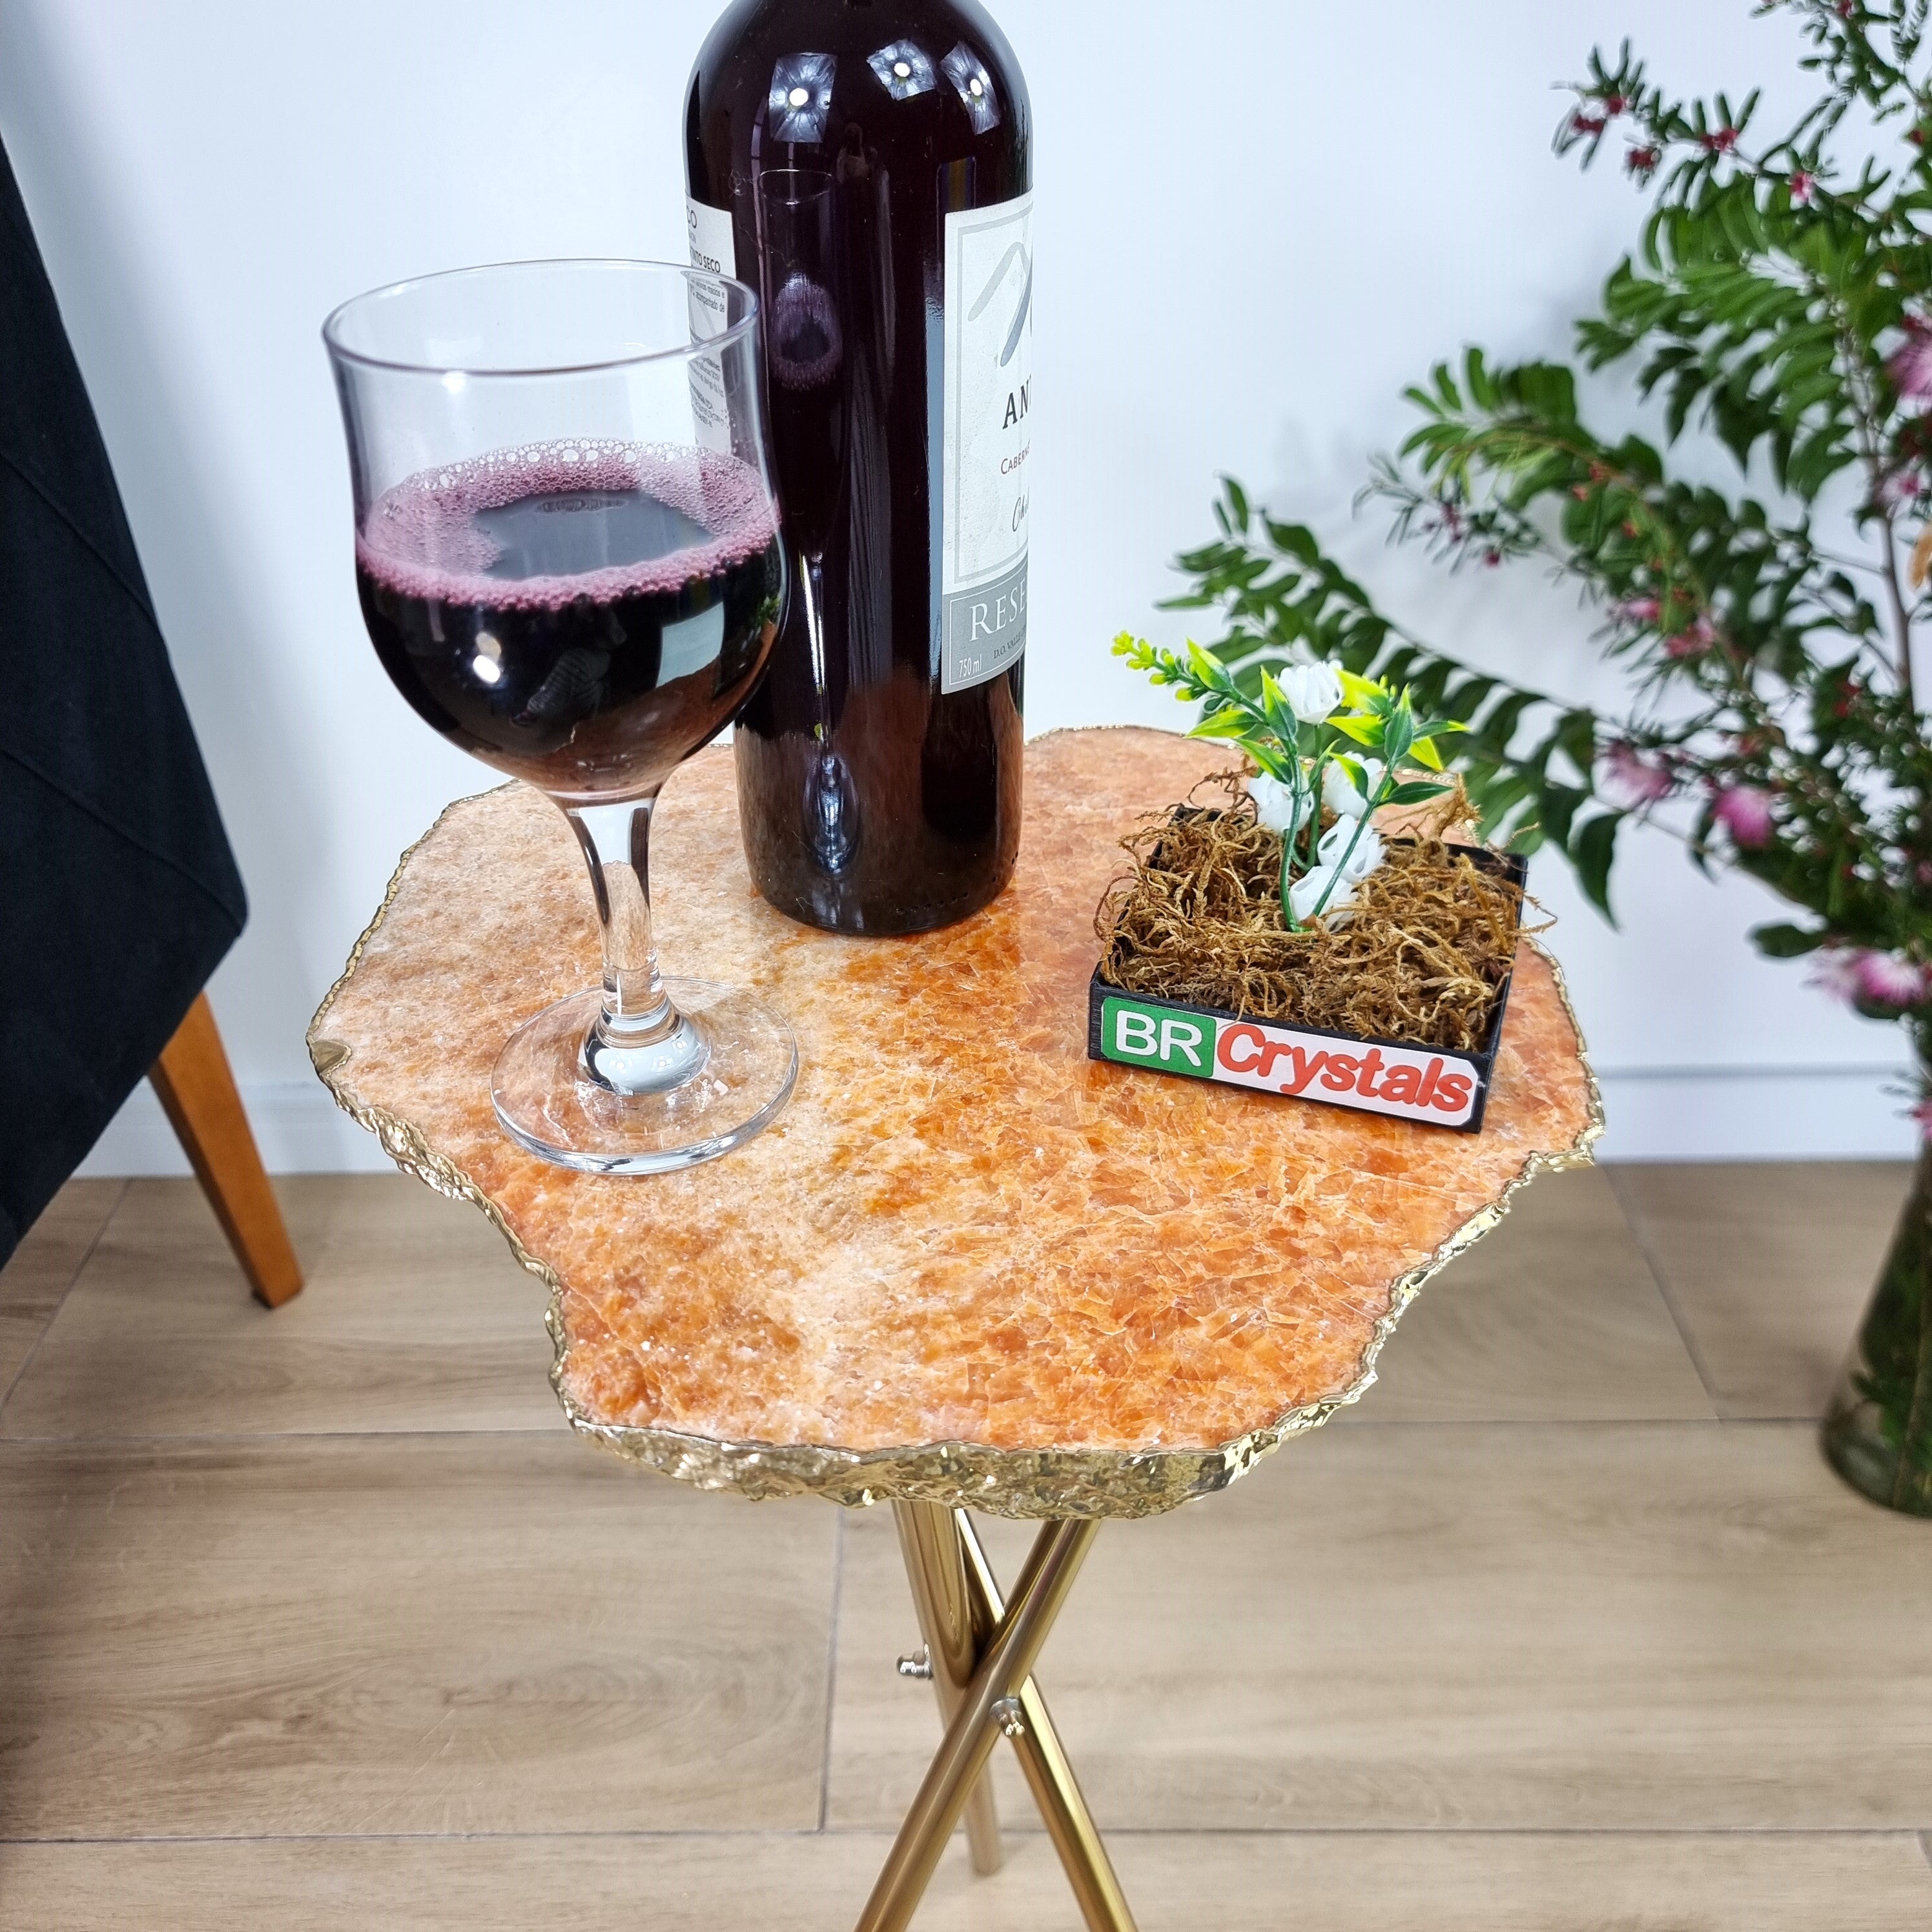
[1387, 351, 1902, 892]
[1836, 316, 1920, 706]
[1147, 0, 1932, 959]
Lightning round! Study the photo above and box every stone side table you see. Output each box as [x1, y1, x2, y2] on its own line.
[311, 726, 1600, 1931]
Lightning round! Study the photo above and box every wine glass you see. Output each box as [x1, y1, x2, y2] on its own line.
[323, 260, 796, 1174]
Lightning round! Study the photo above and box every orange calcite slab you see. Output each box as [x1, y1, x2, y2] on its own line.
[312, 728, 1599, 1517]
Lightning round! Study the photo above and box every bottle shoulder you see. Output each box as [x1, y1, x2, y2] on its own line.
[692, 0, 1023, 72]
[687, 0, 1029, 187]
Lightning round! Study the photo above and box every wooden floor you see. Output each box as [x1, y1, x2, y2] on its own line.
[0, 1163, 1927, 1929]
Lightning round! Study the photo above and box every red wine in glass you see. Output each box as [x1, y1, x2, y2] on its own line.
[356, 440, 781, 802]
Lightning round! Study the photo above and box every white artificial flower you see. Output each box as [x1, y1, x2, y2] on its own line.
[1280, 662, 1344, 724]
[1288, 865, 1358, 923]
[1322, 757, 1384, 819]
[1317, 819, 1386, 883]
[1247, 774, 1306, 839]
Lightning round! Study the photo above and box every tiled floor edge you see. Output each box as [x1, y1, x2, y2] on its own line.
[0, 1178, 128, 1422]
[819, 1509, 847, 1833]
[1600, 1165, 1729, 1417]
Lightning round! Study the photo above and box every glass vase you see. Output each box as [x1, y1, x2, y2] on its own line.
[1822, 1139, 1932, 1517]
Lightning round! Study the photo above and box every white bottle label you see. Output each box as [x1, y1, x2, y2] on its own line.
[941, 192, 1032, 694]
[685, 196, 739, 455]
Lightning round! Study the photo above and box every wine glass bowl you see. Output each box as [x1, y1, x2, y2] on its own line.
[324, 260, 796, 1173]
[353, 436, 782, 801]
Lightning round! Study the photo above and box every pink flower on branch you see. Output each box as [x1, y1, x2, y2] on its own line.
[1571, 112, 1608, 138]
[1701, 127, 1740, 154]
[1664, 615, 1717, 659]
[1627, 145, 1661, 181]
[1712, 784, 1776, 848]
[1875, 465, 1927, 512]
[1789, 170, 1816, 205]
[1858, 951, 1928, 1008]
[1812, 948, 1928, 1011]
[1887, 317, 1932, 402]
[1616, 596, 1662, 624]
[1601, 741, 1676, 808]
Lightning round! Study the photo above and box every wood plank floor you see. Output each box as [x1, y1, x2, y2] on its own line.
[0, 1165, 1926, 1929]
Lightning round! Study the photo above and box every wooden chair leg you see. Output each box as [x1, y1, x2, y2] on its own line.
[148, 992, 303, 1308]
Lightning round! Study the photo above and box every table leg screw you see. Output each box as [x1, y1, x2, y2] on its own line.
[991, 1696, 1027, 1739]
[896, 1645, 934, 1680]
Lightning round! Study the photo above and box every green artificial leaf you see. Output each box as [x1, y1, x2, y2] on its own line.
[1381, 695, 1417, 770]
[1184, 640, 1224, 688]
[1258, 670, 1295, 740]
[1187, 709, 1255, 741]
[1329, 713, 1384, 748]
[1245, 741, 1295, 784]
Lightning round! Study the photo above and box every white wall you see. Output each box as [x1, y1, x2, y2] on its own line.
[0, 0, 1909, 1171]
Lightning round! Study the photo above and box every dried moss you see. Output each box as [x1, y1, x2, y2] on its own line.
[1095, 775, 1530, 1054]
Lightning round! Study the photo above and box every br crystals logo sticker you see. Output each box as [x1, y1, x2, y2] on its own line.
[1089, 983, 1514, 1134]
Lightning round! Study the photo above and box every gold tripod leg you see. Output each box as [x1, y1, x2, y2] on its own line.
[854, 1517, 1098, 1932]
[955, 1512, 1140, 1932]
[892, 1501, 1003, 1874]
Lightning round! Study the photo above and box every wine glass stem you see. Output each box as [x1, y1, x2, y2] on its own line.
[566, 796, 706, 1094]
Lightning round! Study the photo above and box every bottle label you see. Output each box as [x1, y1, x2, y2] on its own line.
[941, 192, 1032, 694]
[685, 196, 739, 455]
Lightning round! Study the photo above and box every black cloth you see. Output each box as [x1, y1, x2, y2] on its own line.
[0, 134, 245, 1265]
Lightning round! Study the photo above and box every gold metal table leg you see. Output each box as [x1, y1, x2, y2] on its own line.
[854, 1517, 1096, 1932]
[893, 1501, 1003, 1874]
[857, 1512, 1139, 1932]
[956, 1512, 1139, 1932]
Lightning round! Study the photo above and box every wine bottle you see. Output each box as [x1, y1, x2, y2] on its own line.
[686, 0, 1031, 934]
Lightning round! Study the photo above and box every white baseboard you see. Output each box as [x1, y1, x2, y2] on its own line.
[76, 1081, 396, 1177]
[73, 1062, 1917, 1177]
[1592, 1064, 1913, 1162]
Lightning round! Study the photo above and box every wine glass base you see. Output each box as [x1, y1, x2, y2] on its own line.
[491, 980, 797, 1175]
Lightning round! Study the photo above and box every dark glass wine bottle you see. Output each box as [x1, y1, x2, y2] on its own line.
[686, 0, 1031, 934]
